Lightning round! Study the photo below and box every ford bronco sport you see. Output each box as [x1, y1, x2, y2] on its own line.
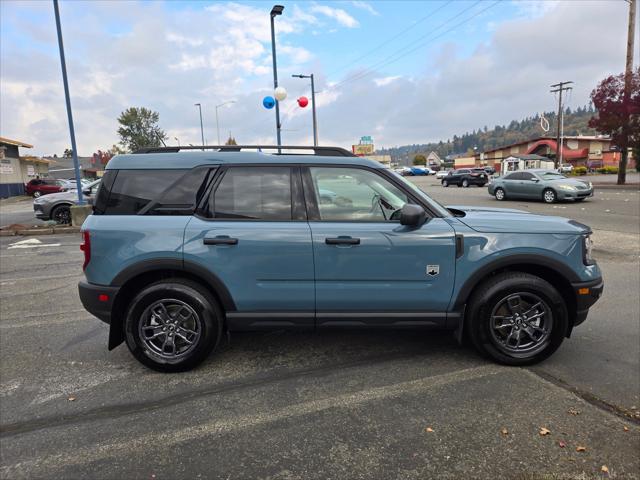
[78, 145, 603, 372]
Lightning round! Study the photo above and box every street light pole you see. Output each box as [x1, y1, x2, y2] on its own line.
[215, 101, 236, 145]
[53, 0, 83, 205]
[270, 5, 284, 147]
[194, 103, 205, 148]
[292, 73, 319, 146]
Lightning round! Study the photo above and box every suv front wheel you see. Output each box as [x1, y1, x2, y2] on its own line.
[124, 279, 223, 372]
[465, 272, 567, 365]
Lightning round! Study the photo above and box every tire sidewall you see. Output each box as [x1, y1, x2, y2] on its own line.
[467, 275, 568, 365]
[124, 281, 222, 372]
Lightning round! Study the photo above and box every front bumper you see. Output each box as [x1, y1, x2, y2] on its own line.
[557, 188, 594, 200]
[571, 277, 604, 326]
[78, 281, 120, 325]
[33, 204, 50, 220]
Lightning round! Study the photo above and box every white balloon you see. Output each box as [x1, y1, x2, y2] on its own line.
[274, 86, 287, 101]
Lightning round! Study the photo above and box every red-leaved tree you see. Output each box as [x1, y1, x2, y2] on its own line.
[588, 68, 640, 184]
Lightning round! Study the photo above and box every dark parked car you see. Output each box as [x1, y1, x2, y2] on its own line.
[441, 168, 488, 188]
[24, 178, 67, 197]
[483, 166, 496, 175]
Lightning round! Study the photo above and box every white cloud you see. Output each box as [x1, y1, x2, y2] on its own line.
[351, 1, 379, 16]
[310, 5, 360, 28]
[374, 76, 401, 87]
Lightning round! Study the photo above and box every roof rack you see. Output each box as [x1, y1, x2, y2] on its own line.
[134, 145, 356, 157]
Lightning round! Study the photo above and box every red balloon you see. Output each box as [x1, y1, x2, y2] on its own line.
[297, 96, 309, 108]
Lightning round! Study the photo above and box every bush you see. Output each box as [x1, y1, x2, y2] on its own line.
[573, 166, 587, 176]
[596, 166, 619, 174]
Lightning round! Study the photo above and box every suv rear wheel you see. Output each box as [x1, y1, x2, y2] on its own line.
[465, 272, 567, 365]
[124, 279, 223, 372]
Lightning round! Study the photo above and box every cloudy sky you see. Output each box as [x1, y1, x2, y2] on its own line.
[1, 0, 637, 156]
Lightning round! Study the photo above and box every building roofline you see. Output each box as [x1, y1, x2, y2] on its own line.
[482, 135, 611, 154]
[0, 136, 33, 148]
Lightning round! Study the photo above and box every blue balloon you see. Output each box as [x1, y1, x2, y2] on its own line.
[263, 96, 275, 109]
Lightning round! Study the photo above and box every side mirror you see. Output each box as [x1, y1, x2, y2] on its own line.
[82, 188, 91, 195]
[532, 178, 540, 182]
[400, 204, 427, 227]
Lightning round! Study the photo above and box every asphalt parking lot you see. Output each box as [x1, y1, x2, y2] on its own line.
[0, 179, 638, 479]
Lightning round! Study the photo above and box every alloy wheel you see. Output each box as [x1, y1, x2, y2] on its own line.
[495, 188, 505, 200]
[139, 299, 202, 359]
[489, 292, 553, 358]
[543, 190, 556, 203]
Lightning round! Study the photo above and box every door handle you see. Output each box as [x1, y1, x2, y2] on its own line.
[325, 237, 360, 245]
[203, 236, 238, 245]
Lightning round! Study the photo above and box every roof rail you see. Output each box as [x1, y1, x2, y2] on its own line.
[134, 145, 356, 157]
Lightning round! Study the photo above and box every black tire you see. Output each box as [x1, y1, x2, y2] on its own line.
[494, 188, 506, 201]
[543, 188, 557, 204]
[462, 179, 469, 188]
[442, 180, 448, 187]
[51, 204, 72, 225]
[124, 278, 223, 372]
[465, 272, 568, 366]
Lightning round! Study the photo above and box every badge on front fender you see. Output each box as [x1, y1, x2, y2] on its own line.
[426, 265, 439, 276]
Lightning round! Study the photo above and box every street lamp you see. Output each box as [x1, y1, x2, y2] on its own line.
[215, 101, 236, 145]
[292, 73, 318, 146]
[194, 103, 205, 148]
[270, 5, 284, 147]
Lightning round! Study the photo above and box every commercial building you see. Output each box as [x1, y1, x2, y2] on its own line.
[479, 136, 630, 172]
[0, 137, 51, 198]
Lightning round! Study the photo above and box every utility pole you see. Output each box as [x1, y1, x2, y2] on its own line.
[53, 0, 84, 205]
[620, 0, 636, 185]
[194, 103, 205, 149]
[270, 6, 284, 148]
[292, 73, 319, 146]
[550, 81, 573, 169]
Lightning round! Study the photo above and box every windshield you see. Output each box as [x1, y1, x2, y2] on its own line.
[388, 170, 451, 217]
[539, 171, 566, 180]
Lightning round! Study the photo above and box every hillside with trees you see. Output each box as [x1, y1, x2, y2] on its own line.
[378, 105, 597, 163]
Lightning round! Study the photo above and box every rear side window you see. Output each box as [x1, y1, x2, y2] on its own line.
[504, 172, 521, 180]
[210, 167, 292, 220]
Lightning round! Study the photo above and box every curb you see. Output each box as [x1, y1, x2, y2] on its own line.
[0, 226, 81, 236]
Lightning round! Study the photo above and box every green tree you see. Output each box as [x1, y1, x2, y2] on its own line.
[413, 154, 426, 166]
[63, 148, 73, 158]
[117, 107, 167, 152]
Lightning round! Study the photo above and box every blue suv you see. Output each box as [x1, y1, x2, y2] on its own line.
[78, 146, 603, 372]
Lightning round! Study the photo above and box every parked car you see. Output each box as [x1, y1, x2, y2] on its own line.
[441, 168, 488, 187]
[33, 180, 101, 224]
[409, 166, 433, 176]
[78, 145, 602, 372]
[488, 169, 593, 203]
[24, 178, 67, 197]
[558, 164, 573, 173]
[393, 166, 412, 176]
[435, 170, 450, 179]
[483, 166, 496, 175]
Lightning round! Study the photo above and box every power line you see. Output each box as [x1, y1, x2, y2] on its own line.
[325, 0, 454, 78]
[321, 0, 499, 94]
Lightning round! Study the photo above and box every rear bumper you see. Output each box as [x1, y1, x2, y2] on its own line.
[78, 281, 119, 325]
[571, 277, 604, 326]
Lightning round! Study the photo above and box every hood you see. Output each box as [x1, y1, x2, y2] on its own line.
[33, 190, 79, 204]
[547, 178, 592, 187]
[447, 205, 590, 234]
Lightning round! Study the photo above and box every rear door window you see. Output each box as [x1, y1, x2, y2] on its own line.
[209, 167, 292, 220]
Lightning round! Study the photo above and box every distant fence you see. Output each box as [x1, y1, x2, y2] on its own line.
[0, 183, 25, 198]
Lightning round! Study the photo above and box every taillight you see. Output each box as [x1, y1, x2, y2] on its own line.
[80, 230, 91, 271]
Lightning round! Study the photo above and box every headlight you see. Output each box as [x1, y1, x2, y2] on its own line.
[583, 234, 595, 265]
[559, 184, 577, 191]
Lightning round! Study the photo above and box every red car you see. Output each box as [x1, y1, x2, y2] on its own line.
[24, 178, 67, 197]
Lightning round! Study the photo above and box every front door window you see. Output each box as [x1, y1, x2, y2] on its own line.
[309, 167, 409, 221]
